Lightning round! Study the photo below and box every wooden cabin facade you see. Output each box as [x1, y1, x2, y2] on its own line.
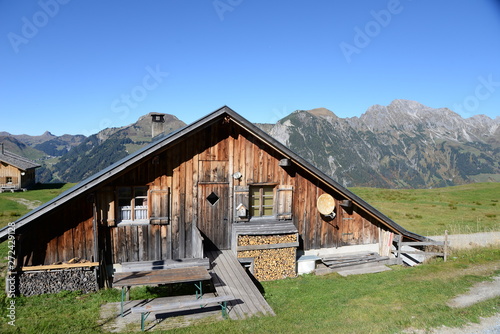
[0, 144, 40, 192]
[0, 107, 424, 293]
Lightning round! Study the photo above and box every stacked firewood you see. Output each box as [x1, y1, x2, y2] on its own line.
[238, 234, 297, 281]
[17, 268, 98, 296]
[51, 257, 91, 265]
[238, 234, 297, 246]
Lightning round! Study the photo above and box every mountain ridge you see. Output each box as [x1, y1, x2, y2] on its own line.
[264, 99, 499, 188]
[2, 100, 499, 188]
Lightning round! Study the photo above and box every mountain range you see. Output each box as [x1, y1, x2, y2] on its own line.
[1, 100, 498, 188]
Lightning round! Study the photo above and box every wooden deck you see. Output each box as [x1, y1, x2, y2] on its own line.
[207, 249, 275, 320]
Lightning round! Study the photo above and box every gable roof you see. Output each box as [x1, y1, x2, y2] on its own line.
[0, 148, 41, 171]
[0, 106, 425, 242]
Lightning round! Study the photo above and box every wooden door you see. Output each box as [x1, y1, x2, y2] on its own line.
[198, 182, 230, 249]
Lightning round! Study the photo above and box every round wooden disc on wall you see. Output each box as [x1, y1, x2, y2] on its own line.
[317, 193, 336, 215]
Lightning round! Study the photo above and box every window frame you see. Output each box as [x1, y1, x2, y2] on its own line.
[117, 186, 149, 225]
[249, 185, 275, 218]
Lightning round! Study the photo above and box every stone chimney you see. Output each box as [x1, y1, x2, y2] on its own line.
[0, 143, 4, 155]
[151, 113, 165, 138]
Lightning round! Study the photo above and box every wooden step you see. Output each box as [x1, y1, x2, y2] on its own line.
[321, 252, 390, 269]
[335, 264, 392, 277]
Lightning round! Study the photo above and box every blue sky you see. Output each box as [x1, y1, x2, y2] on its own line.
[1, 0, 500, 136]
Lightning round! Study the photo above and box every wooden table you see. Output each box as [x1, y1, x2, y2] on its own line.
[113, 266, 212, 317]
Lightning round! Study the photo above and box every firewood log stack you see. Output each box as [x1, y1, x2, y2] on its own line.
[17, 267, 98, 296]
[237, 234, 297, 281]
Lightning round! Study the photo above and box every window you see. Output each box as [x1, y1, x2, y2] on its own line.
[250, 186, 274, 217]
[206, 192, 220, 206]
[118, 187, 148, 223]
[6, 177, 12, 184]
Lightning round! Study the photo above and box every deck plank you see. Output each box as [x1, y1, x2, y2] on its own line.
[207, 249, 275, 320]
[209, 250, 255, 319]
[214, 251, 261, 316]
[215, 249, 274, 318]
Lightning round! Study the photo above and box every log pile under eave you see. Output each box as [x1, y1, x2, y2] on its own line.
[238, 234, 297, 281]
[17, 267, 98, 296]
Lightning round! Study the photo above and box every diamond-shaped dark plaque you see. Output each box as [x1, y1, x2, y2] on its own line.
[206, 192, 219, 206]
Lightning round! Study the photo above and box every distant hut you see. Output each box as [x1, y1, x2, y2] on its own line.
[0, 143, 40, 192]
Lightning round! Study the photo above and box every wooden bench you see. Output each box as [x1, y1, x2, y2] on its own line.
[113, 266, 212, 317]
[121, 258, 210, 272]
[131, 295, 236, 331]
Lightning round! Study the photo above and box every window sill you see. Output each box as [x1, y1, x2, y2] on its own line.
[248, 216, 276, 221]
[117, 220, 150, 227]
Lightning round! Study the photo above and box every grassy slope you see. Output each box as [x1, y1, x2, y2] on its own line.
[0, 183, 75, 228]
[0, 182, 499, 333]
[0, 248, 498, 334]
[350, 183, 500, 236]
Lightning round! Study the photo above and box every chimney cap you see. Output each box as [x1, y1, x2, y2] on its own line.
[151, 114, 165, 123]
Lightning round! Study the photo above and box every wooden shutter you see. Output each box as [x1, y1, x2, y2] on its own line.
[97, 187, 116, 227]
[150, 188, 170, 224]
[276, 185, 293, 220]
[234, 186, 249, 222]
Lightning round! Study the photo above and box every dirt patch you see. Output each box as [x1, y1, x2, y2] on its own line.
[447, 276, 500, 308]
[99, 294, 225, 332]
[10, 198, 42, 210]
[404, 273, 500, 334]
[404, 314, 500, 334]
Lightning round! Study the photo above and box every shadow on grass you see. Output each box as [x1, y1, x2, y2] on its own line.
[33, 183, 67, 190]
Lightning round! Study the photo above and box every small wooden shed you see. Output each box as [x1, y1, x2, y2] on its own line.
[0, 107, 425, 294]
[0, 144, 40, 192]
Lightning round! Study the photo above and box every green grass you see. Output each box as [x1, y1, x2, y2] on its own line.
[0, 183, 75, 228]
[0, 247, 499, 333]
[350, 183, 500, 236]
[0, 182, 499, 333]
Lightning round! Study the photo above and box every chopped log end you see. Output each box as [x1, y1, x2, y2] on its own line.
[238, 234, 297, 281]
[238, 233, 297, 246]
[17, 267, 98, 296]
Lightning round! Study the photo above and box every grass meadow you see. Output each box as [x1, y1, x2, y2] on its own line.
[350, 183, 499, 236]
[0, 182, 498, 333]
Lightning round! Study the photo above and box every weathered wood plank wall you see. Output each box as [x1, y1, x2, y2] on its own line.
[18, 197, 94, 266]
[16, 118, 385, 268]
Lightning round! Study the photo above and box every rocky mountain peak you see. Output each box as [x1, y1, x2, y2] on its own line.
[262, 100, 499, 188]
[306, 108, 337, 119]
[4, 101, 498, 188]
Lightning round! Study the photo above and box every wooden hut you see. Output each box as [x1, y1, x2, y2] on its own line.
[0, 107, 425, 295]
[0, 144, 40, 192]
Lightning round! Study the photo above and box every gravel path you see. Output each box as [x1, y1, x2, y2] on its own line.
[403, 276, 500, 334]
[447, 276, 500, 308]
[422, 314, 500, 334]
[406, 232, 500, 333]
[10, 197, 42, 210]
[435, 276, 500, 334]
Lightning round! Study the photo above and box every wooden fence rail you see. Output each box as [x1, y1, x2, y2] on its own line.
[393, 230, 449, 265]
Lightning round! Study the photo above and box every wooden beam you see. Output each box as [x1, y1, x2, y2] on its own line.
[399, 251, 445, 256]
[15, 262, 100, 272]
[401, 241, 447, 247]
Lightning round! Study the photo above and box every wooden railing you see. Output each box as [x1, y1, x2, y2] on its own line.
[393, 230, 449, 264]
